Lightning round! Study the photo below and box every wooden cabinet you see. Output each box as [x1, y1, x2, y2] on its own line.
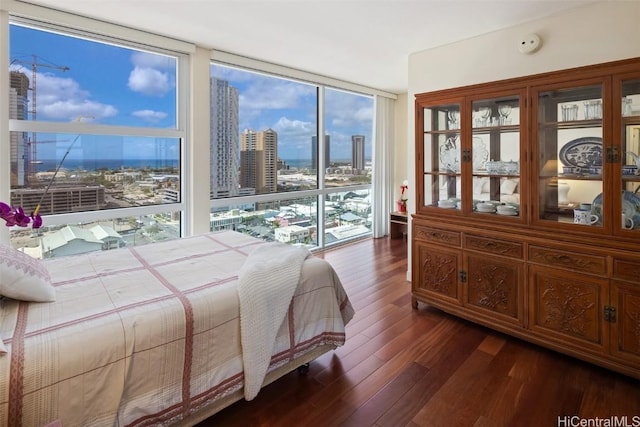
[412, 58, 640, 379]
[389, 211, 408, 239]
[464, 251, 524, 326]
[528, 264, 608, 353]
[413, 240, 461, 304]
[610, 280, 640, 366]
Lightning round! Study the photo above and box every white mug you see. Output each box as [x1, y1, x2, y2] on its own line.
[574, 209, 598, 225]
[622, 214, 634, 230]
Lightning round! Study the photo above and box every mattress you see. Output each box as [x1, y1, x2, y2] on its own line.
[0, 231, 354, 426]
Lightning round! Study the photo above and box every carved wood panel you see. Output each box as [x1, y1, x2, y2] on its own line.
[612, 258, 640, 283]
[465, 254, 522, 322]
[611, 281, 640, 363]
[464, 235, 523, 259]
[530, 266, 605, 347]
[416, 243, 459, 301]
[414, 225, 460, 247]
[528, 246, 606, 275]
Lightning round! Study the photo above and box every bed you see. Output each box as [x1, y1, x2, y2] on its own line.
[0, 230, 354, 426]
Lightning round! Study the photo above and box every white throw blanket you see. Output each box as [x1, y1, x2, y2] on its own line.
[237, 242, 310, 400]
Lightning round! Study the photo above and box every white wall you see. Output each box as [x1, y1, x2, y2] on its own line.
[393, 93, 408, 204]
[404, 0, 640, 278]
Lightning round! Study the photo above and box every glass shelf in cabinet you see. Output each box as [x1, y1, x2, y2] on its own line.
[425, 131, 460, 138]
[430, 171, 461, 177]
[473, 172, 520, 178]
[558, 173, 603, 180]
[539, 119, 602, 129]
[472, 124, 520, 132]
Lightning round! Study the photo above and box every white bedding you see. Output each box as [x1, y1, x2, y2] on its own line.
[238, 242, 310, 400]
[0, 231, 354, 426]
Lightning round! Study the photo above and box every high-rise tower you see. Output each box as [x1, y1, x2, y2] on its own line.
[9, 71, 30, 187]
[240, 129, 278, 194]
[210, 77, 239, 198]
[352, 135, 365, 171]
[311, 135, 330, 171]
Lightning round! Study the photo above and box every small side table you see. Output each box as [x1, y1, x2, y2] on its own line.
[390, 211, 408, 239]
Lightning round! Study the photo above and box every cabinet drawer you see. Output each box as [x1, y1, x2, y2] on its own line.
[463, 235, 523, 259]
[528, 245, 606, 275]
[413, 225, 460, 247]
[612, 257, 640, 284]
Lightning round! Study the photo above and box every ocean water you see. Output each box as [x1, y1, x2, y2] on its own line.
[35, 158, 180, 172]
[35, 157, 365, 172]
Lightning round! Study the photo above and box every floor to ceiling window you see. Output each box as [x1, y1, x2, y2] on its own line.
[1, 5, 385, 258]
[6, 20, 187, 258]
[209, 63, 374, 248]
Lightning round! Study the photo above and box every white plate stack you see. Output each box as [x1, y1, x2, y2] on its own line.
[438, 200, 457, 209]
[496, 205, 518, 216]
[476, 202, 497, 213]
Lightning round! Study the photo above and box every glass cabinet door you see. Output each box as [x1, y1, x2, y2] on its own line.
[470, 95, 522, 217]
[421, 102, 462, 210]
[620, 78, 640, 232]
[535, 83, 605, 229]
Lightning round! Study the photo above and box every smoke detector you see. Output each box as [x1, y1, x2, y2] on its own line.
[518, 33, 542, 54]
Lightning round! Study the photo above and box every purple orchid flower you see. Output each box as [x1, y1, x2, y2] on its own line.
[2, 213, 17, 227]
[0, 202, 11, 218]
[13, 207, 31, 227]
[31, 211, 43, 229]
[1, 202, 16, 226]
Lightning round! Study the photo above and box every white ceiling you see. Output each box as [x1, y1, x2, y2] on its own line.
[21, 0, 598, 94]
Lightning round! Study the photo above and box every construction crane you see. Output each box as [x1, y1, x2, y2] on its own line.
[10, 55, 70, 182]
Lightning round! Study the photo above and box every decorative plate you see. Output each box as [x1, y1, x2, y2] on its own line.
[591, 190, 640, 228]
[559, 137, 603, 168]
[439, 136, 459, 172]
[472, 137, 489, 172]
[439, 136, 488, 172]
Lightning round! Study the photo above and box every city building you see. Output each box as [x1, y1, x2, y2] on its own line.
[210, 77, 239, 199]
[11, 185, 106, 215]
[274, 224, 309, 244]
[163, 188, 180, 203]
[9, 71, 29, 187]
[351, 135, 365, 171]
[240, 128, 278, 194]
[209, 209, 242, 231]
[311, 135, 330, 171]
[40, 224, 124, 258]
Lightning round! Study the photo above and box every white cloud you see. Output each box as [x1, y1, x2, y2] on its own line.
[211, 65, 372, 159]
[39, 100, 117, 121]
[34, 73, 118, 121]
[326, 90, 373, 128]
[132, 109, 168, 123]
[273, 116, 315, 139]
[240, 80, 315, 110]
[131, 51, 176, 70]
[128, 66, 173, 96]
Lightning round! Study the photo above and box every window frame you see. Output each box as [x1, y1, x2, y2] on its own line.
[4, 16, 191, 234]
[209, 60, 375, 249]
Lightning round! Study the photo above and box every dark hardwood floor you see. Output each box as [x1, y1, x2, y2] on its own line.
[200, 237, 640, 426]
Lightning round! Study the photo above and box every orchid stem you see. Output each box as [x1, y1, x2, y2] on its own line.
[34, 133, 81, 215]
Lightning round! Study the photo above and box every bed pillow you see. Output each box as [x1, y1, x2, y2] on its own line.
[473, 177, 490, 194]
[0, 245, 55, 302]
[501, 178, 519, 195]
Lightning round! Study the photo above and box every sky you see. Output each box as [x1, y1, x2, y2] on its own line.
[9, 23, 373, 162]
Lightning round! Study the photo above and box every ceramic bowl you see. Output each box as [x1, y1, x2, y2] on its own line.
[438, 200, 456, 209]
[476, 202, 496, 212]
